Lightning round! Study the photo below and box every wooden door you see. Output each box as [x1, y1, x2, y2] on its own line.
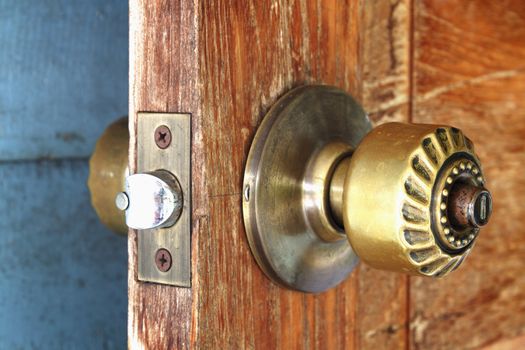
[128, 1, 525, 349]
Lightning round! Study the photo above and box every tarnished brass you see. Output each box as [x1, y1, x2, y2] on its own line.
[342, 123, 491, 276]
[88, 117, 129, 235]
[136, 112, 191, 287]
[243, 85, 491, 292]
[243, 86, 371, 292]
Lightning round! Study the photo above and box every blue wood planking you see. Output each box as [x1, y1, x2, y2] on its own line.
[0, 0, 128, 348]
[0, 160, 127, 349]
[0, 0, 128, 161]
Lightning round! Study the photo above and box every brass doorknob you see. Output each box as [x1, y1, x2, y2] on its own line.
[88, 117, 129, 235]
[242, 85, 492, 292]
[333, 123, 491, 276]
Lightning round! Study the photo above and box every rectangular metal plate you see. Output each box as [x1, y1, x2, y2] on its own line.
[137, 113, 191, 287]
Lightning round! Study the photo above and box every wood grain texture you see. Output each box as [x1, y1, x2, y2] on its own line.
[130, 0, 412, 349]
[357, 1, 411, 349]
[129, 0, 200, 348]
[197, 1, 362, 348]
[410, 1, 525, 349]
[481, 334, 525, 350]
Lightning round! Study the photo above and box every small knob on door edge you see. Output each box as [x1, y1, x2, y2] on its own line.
[117, 170, 183, 230]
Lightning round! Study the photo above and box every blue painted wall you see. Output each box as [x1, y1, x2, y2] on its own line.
[0, 0, 128, 161]
[0, 161, 127, 349]
[0, 1, 128, 349]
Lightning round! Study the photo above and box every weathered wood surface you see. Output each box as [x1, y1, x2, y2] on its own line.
[481, 334, 525, 350]
[129, 0, 410, 348]
[130, 0, 525, 349]
[129, 0, 199, 348]
[410, 1, 525, 349]
[198, 0, 411, 349]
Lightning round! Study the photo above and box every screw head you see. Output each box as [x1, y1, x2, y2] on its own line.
[154, 125, 172, 149]
[155, 248, 172, 272]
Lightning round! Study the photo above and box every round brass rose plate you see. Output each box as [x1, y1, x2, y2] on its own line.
[242, 85, 372, 292]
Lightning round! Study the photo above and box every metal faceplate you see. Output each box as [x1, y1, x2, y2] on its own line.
[136, 113, 191, 287]
[242, 86, 372, 293]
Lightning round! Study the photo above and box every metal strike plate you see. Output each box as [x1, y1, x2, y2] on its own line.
[137, 112, 191, 287]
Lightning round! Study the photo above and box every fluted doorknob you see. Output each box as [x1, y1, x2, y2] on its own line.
[334, 123, 491, 276]
[242, 85, 492, 293]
